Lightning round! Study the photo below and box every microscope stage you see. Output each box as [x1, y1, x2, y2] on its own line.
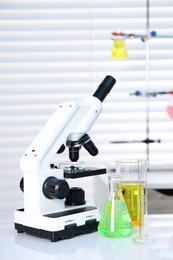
[64, 167, 106, 179]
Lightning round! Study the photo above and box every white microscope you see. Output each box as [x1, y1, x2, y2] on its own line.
[14, 75, 116, 242]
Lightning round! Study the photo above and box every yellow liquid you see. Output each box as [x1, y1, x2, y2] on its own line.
[121, 182, 144, 227]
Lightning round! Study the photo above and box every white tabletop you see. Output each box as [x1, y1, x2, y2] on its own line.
[1, 214, 173, 260]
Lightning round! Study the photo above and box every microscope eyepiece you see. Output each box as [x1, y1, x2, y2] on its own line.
[93, 75, 116, 102]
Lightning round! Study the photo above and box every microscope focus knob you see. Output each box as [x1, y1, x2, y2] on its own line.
[20, 177, 24, 192]
[65, 187, 86, 206]
[43, 176, 70, 200]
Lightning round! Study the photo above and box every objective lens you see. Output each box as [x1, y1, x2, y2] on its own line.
[83, 139, 98, 156]
[69, 147, 79, 162]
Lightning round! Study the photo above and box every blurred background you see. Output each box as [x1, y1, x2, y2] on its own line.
[1, 0, 173, 219]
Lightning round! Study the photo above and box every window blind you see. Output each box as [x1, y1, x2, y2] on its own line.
[1, 0, 173, 219]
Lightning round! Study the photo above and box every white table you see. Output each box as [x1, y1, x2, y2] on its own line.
[1, 215, 173, 260]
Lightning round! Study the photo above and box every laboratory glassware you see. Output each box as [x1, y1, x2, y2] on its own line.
[115, 159, 151, 243]
[98, 174, 133, 238]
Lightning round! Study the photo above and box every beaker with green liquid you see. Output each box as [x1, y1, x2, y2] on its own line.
[98, 174, 133, 238]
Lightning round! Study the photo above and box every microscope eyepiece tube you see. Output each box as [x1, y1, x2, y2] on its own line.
[93, 75, 116, 102]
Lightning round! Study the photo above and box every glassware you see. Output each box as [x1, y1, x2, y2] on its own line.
[111, 40, 128, 59]
[115, 159, 151, 243]
[98, 174, 133, 238]
[111, 32, 128, 59]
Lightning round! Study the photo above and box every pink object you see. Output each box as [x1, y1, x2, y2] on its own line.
[167, 105, 173, 119]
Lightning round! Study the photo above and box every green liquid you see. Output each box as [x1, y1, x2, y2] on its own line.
[98, 200, 133, 238]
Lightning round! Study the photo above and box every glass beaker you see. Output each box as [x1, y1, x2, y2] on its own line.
[111, 32, 128, 59]
[115, 159, 150, 243]
[98, 174, 133, 238]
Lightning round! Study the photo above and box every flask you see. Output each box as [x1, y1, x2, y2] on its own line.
[98, 174, 133, 238]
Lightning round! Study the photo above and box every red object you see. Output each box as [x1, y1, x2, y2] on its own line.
[167, 105, 173, 119]
[112, 32, 126, 36]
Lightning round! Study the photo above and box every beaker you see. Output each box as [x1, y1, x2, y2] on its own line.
[111, 32, 128, 59]
[98, 174, 133, 238]
[115, 159, 151, 243]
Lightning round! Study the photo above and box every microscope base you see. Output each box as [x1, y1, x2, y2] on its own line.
[15, 220, 98, 242]
[14, 206, 99, 242]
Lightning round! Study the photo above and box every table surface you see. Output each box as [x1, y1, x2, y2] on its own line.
[1, 214, 173, 260]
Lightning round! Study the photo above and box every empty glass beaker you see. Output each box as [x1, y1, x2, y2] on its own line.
[98, 174, 133, 238]
[115, 159, 150, 243]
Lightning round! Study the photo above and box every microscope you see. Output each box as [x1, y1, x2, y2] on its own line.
[14, 75, 116, 242]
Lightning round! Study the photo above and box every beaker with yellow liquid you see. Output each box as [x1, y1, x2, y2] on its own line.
[115, 160, 151, 243]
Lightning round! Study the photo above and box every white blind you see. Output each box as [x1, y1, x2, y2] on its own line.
[1, 0, 173, 219]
